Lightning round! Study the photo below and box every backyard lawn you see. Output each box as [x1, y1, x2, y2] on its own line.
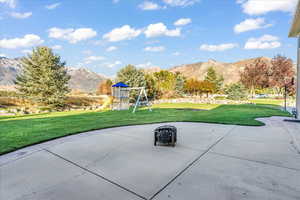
[151, 103, 219, 110]
[249, 98, 284, 107]
[0, 103, 291, 155]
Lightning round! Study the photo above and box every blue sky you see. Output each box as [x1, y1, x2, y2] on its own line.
[0, 0, 298, 76]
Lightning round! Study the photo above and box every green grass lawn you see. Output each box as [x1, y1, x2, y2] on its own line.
[0, 103, 290, 155]
[152, 103, 219, 110]
[249, 98, 284, 107]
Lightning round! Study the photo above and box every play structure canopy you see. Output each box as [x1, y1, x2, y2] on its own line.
[112, 82, 129, 88]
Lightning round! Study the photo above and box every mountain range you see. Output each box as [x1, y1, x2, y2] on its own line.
[0, 57, 107, 92]
[150, 57, 272, 85]
[0, 56, 272, 92]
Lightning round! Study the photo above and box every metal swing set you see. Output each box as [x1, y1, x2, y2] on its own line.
[111, 82, 152, 113]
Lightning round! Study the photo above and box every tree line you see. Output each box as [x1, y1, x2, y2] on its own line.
[16, 46, 296, 109]
[98, 55, 295, 101]
[240, 55, 295, 97]
[97, 65, 225, 100]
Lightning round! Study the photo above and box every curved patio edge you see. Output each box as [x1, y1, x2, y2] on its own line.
[1, 116, 299, 167]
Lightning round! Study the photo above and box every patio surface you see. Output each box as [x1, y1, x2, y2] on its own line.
[1, 117, 300, 200]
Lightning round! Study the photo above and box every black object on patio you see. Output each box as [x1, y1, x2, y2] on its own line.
[154, 125, 177, 147]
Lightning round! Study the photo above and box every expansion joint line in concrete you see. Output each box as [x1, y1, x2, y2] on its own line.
[281, 122, 300, 154]
[44, 149, 147, 200]
[210, 152, 300, 172]
[148, 126, 237, 200]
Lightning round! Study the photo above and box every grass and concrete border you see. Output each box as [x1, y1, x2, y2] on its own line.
[0, 103, 291, 155]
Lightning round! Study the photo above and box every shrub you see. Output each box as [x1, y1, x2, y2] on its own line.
[225, 83, 248, 100]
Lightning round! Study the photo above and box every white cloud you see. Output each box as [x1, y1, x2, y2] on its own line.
[174, 18, 192, 26]
[0, 53, 7, 57]
[0, 0, 16, 8]
[144, 23, 181, 38]
[237, 0, 297, 15]
[136, 61, 156, 68]
[45, 3, 61, 10]
[144, 46, 165, 52]
[244, 34, 281, 49]
[200, 43, 238, 51]
[48, 27, 97, 43]
[139, 1, 162, 10]
[106, 46, 118, 52]
[84, 56, 105, 64]
[103, 25, 142, 42]
[163, 0, 199, 7]
[21, 49, 32, 54]
[10, 12, 32, 19]
[51, 45, 62, 50]
[0, 34, 44, 49]
[234, 18, 272, 33]
[105, 61, 122, 68]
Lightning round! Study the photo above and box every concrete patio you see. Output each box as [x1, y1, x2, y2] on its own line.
[1, 117, 300, 200]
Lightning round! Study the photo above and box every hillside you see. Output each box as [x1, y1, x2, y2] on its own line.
[67, 68, 107, 92]
[169, 57, 272, 85]
[0, 57, 22, 86]
[0, 57, 107, 92]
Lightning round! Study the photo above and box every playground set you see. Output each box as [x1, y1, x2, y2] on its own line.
[111, 82, 152, 113]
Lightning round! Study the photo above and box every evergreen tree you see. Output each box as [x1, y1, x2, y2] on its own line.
[225, 83, 248, 100]
[205, 67, 217, 83]
[174, 72, 186, 96]
[16, 46, 70, 108]
[204, 67, 224, 93]
[216, 75, 224, 93]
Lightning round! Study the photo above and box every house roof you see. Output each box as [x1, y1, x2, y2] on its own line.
[289, 0, 300, 37]
[112, 82, 129, 88]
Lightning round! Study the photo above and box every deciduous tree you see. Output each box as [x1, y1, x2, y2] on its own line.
[240, 58, 270, 97]
[97, 79, 113, 95]
[116, 65, 146, 101]
[199, 80, 215, 97]
[153, 70, 177, 98]
[269, 55, 295, 95]
[184, 79, 215, 97]
[116, 65, 146, 87]
[145, 74, 161, 100]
